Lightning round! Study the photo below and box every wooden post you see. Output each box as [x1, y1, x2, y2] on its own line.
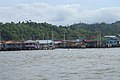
[64, 32, 66, 47]
[99, 31, 102, 47]
[52, 31, 54, 47]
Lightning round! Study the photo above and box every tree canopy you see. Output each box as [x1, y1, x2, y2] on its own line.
[0, 21, 120, 41]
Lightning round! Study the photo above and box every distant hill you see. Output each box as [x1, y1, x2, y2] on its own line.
[0, 21, 120, 41]
[70, 21, 120, 35]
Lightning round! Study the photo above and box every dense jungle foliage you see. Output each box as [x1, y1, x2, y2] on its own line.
[0, 21, 120, 41]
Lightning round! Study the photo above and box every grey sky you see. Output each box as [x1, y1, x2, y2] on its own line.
[0, 0, 120, 25]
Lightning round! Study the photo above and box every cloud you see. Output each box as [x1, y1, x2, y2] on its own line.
[32, 3, 50, 9]
[50, 4, 80, 21]
[80, 7, 120, 23]
[16, 4, 30, 10]
[0, 3, 120, 25]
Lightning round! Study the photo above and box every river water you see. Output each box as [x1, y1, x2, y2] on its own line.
[0, 48, 120, 80]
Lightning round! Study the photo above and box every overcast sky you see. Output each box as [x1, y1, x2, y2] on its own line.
[0, 0, 120, 25]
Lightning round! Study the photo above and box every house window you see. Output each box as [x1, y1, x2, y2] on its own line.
[110, 41, 112, 43]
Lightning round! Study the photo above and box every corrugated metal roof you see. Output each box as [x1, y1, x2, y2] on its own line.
[104, 36, 116, 38]
[2, 41, 22, 44]
[24, 40, 38, 43]
[36, 40, 53, 44]
[104, 36, 117, 39]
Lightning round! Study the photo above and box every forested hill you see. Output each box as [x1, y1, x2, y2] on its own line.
[0, 21, 120, 41]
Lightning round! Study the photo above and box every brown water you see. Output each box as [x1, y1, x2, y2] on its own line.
[0, 48, 120, 80]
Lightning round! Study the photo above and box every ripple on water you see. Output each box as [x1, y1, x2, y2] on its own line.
[0, 48, 120, 80]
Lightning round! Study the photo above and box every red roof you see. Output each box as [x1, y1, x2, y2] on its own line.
[84, 40, 98, 42]
[91, 36, 97, 38]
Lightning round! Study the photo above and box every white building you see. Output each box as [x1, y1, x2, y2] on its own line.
[36, 40, 55, 49]
[104, 36, 119, 47]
